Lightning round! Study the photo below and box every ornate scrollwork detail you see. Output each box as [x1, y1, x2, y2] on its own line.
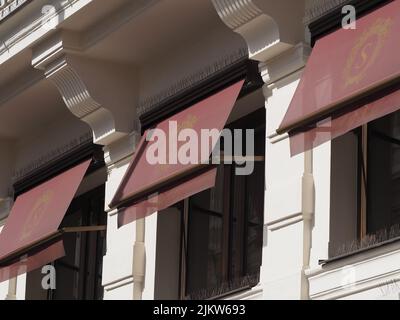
[212, 0, 305, 62]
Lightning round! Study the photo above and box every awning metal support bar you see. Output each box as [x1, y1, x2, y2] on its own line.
[62, 226, 107, 233]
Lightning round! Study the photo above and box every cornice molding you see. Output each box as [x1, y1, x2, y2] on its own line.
[32, 32, 139, 146]
[0, 0, 31, 23]
[212, 0, 306, 62]
[0, 0, 83, 64]
[0, 0, 162, 68]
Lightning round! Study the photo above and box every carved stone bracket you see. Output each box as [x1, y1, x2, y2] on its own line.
[259, 43, 311, 86]
[212, 0, 306, 63]
[32, 32, 138, 146]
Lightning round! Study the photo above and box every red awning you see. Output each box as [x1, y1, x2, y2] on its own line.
[111, 81, 244, 226]
[0, 160, 91, 283]
[289, 87, 400, 155]
[278, 1, 400, 155]
[118, 168, 217, 227]
[0, 241, 64, 284]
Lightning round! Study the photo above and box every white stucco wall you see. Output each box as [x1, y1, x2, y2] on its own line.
[0, 223, 25, 300]
[310, 142, 331, 268]
[139, 26, 246, 114]
[102, 157, 136, 300]
[1, 0, 399, 301]
[0, 281, 7, 300]
[102, 133, 158, 301]
[14, 116, 91, 179]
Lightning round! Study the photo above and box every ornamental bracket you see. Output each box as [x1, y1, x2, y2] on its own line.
[32, 31, 138, 146]
[211, 0, 306, 62]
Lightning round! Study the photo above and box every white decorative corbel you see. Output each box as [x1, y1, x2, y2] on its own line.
[212, 0, 306, 62]
[259, 43, 311, 86]
[32, 32, 138, 146]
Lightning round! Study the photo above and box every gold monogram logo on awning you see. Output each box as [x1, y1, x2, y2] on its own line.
[157, 114, 199, 172]
[177, 114, 198, 132]
[343, 17, 393, 88]
[20, 190, 54, 242]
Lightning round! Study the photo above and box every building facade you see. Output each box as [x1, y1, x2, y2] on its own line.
[0, 0, 399, 300]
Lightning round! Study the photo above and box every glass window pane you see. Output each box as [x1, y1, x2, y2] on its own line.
[186, 166, 226, 297]
[245, 161, 264, 276]
[25, 186, 106, 300]
[368, 111, 400, 234]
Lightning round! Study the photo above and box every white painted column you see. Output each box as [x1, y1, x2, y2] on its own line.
[101, 134, 137, 300]
[211, 0, 333, 300]
[5, 278, 17, 300]
[260, 64, 308, 299]
[101, 134, 158, 300]
[259, 45, 333, 300]
[0, 221, 10, 300]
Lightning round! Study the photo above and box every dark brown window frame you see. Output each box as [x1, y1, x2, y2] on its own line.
[322, 114, 400, 265]
[308, 0, 393, 47]
[51, 185, 107, 300]
[25, 185, 107, 301]
[178, 108, 266, 300]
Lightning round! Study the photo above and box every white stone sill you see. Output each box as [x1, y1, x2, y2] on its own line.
[306, 240, 400, 300]
[220, 285, 263, 301]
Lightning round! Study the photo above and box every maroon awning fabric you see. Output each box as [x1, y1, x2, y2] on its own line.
[111, 81, 244, 226]
[0, 241, 64, 283]
[290, 87, 400, 155]
[0, 160, 91, 283]
[278, 1, 400, 155]
[118, 168, 217, 227]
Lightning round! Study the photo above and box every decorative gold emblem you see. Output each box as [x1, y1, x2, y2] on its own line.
[177, 114, 198, 132]
[20, 190, 54, 242]
[158, 114, 199, 172]
[343, 17, 393, 88]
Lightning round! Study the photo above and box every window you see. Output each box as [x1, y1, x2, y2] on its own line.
[329, 110, 400, 258]
[365, 111, 400, 235]
[180, 109, 265, 299]
[25, 185, 107, 300]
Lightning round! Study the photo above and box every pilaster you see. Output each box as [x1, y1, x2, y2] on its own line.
[212, 0, 315, 300]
